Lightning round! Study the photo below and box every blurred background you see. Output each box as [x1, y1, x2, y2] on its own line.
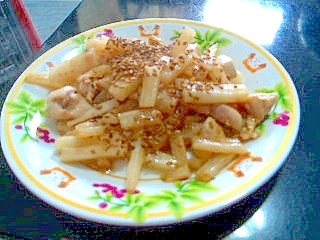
[0, 0, 308, 87]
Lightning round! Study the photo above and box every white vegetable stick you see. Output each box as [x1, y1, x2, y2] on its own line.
[183, 83, 249, 104]
[118, 109, 163, 130]
[126, 138, 145, 193]
[49, 48, 101, 87]
[67, 98, 118, 127]
[139, 65, 161, 107]
[196, 154, 237, 182]
[192, 137, 248, 155]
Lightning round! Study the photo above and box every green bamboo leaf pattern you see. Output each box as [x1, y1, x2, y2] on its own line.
[215, 37, 233, 46]
[31, 99, 46, 107]
[131, 193, 146, 204]
[159, 190, 178, 199]
[104, 192, 113, 202]
[269, 112, 281, 120]
[143, 198, 160, 208]
[172, 28, 232, 54]
[171, 30, 181, 40]
[274, 83, 292, 111]
[256, 122, 267, 135]
[5, 103, 28, 114]
[25, 113, 34, 122]
[20, 134, 30, 143]
[72, 34, 93, 54]
[87, 195, 101, 201]
[256, 82, 292, 112]
[12, 115, 28, 125]
[175, 181, 184, 189]
[194, 29, 232, 53]
[7, 92, 46, 117]
[179, 193, 203, 203]
[256, 83, 292, 111]
[128, 205, 147, 223]
[6, 91, 51, 142]
[108, 204, 128, 212]
[125, 194, 135, 205]
[122, 194, 156, 222]
[168, 200, 185, 219]
[182, 178, 219, 192]
[177, 188, 198, 195]
[88, 178, 218, 223]
[18, 91, 33, 104]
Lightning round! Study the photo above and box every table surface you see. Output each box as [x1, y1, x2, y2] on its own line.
[0, 0, 319, 239]
[23, 0, 82, 45]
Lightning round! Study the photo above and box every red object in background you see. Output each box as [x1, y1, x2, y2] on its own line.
[11, 0, 42, 51]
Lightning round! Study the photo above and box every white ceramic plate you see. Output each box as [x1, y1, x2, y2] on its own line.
[0, 18, 300, 226]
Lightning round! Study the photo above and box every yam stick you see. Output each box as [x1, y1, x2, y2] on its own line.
[192, 136, 248, 155]
[126, 138, 145, 193]
[183, 83, 249, 104]
[196, 154, 237, 182]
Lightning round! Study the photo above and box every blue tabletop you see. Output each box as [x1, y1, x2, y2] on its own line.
[23, 0, 82, 45]
[0, 0, 319, 239]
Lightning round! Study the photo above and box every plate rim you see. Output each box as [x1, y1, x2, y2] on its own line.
[0, 18, 301, 226]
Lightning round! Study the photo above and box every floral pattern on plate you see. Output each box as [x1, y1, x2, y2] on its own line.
[89, 179, 217, 223]
[6, 91, 55, 144]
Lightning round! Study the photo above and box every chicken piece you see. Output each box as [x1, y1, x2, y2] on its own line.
[155, 87, 180, 116]
[184, 103, 243, 132]
[47, 86, 92, 120]
[217, 55, 237, 80]
[77, 64, 113, 104]
[243, 92, 279, 124]
[212, 104, 243, 131]
[202, 54, 238, 84]
[199, 117, 226, 139]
